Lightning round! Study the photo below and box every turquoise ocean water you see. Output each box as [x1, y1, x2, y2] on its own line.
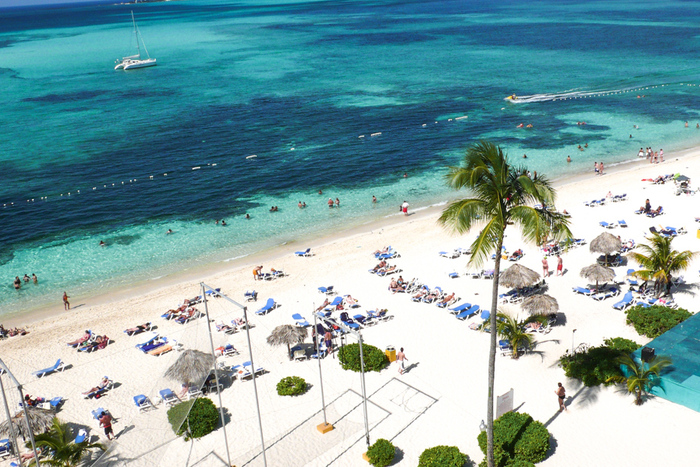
[2, 0, 700, 315]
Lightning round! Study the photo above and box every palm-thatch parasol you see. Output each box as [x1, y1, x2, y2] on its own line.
[0, 407, 54, 439]
[267, 324, 307, 359]
[590, 232, 621, 255]
[521, 294, 559, 316]
[499, 264, 541, 289]
[580, 263, 615, 290]
[164, 349, 215, 387]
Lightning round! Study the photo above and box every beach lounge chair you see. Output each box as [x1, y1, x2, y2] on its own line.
[456, 305, 480, 320]
[439, 250, 460, 259]
[244, 290, 258, 302]
[498, 340, 513, 357]
[255, 298, 277, 315]
[84, 379, 113, 399]
[599, 221, 616, 229]
[325, 296, 343, 311]
[318, 286, 335, 295]
[148, 344, 173, 356]
[295, 248, 312, 257]
[613, 193, 627, 202]
[205, 287, 221, 297]
[647, 206, 663, 218]
[159, 389, 180, 407]
[353, 313, 375, 326]
[133, 394, 153, 413]
[572, 286, 595, 296]
[67, 331, 93, 348]
[448, 271, 459, 279]
[469, 270, 482, 279]
[73, 429, 87, 444]
[238, 361, 265, 380]
[612, 291, 634, 310]
[215, 344, 239, 357]
[292, 313, 311, 327]
[592, 287, 620, 301]
[481, 269, 495, 279]
[448, 302, 472, 315]
[33, 359, 65, 378]
[618, 219, 628, 228]
[0, 439, 11, 460]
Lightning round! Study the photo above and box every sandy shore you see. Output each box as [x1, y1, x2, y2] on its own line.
[2, 147, 700, 466]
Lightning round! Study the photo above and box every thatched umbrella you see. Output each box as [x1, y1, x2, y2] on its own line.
[267, 325, 307, 359]
[499, 264, 540, 289]
[0, 407, 54, 439]
[164, 349, 215, 386]
[521, 294, 559, 316]
[580, 263, 615, 290]
[590, 232, 621, 255]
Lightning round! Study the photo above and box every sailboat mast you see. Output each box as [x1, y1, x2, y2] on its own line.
[131, 11, 141, 58]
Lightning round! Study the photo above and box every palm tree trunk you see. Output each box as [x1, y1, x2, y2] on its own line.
[486, 235, 504, 467]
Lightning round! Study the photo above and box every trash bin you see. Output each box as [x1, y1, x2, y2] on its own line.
[385, 345, 396, 362]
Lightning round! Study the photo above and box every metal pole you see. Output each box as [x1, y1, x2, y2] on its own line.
[0, 374, 22, 467]
[571, 329, 577, 353]
[205, 283, 268, 467]
[357, 334, 371, 448]
[0, 360, 39, 465]
[201, 284, 232, 467]
[314, 313, 328, 426]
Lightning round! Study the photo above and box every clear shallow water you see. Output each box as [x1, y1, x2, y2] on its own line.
[2, 0, 700, 314]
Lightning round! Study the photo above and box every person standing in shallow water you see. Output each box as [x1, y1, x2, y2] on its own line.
[63, 291, 70, 310]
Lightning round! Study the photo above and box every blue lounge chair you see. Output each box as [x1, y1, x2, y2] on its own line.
[599, 221, 616, 229]
[325, 296, 343, 311]
[592, 287, 620, 301]
[613, 291, 634, 310]
[448, 272, 459, 279]
[482, 269, 495, 279]
[439, 250, 460, 259]
[33, 359, 65, 378]
[572, 286, 594, 296]
[318, 286, 335, 295]
[295, 248, 312, 257]
[239, 361, 265, 380]
[91, 408, 108, 420]
[480, 309, 491, 320]
[448, 302, 472, 314]
[245, 290, 258, 302]
[133, 394, 153, 413]
[292, 313, 310, 327]
[255, 298, 277, 315]
[618, 219, 628, 228]
[456, 305, 480, 320]
[74, 429, 87, 444]
[0, 439, 11, 460]
[159, 388, 179, 407]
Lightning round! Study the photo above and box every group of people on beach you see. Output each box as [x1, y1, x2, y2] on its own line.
[13, 274, 37, 289]
[637, 147, 664, 164]
[0, 324, 29, 338]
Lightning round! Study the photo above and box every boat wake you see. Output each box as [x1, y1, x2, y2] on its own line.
[504, 83, 675, 103]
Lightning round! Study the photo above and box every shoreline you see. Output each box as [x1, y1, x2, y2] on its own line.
[5, 140, 699, 329]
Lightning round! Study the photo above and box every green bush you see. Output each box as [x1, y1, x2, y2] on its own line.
[167, 398, 219, 440]
[477, 412, 549, 466]
[419, 445, 469, 467]
[625, 305, 692, 338]
[366, 438, 395, 467]
[338, 342, 388, 372]
[276, 376, 308, 396]
[559, 337, 640, 387]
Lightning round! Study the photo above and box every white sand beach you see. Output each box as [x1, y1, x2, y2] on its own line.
[2, 149, 700, 466]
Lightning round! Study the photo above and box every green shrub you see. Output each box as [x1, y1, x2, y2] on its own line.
[167, 398, 219, 440]
[338, 342, 388, 372]
[477, 412, 549, 466]
[558, 337, 641, 387]
[625, 305, 691, 338]
[276, 376, 308, 396]
[419, 445, 469, 467]
[366, 438, 395, 467]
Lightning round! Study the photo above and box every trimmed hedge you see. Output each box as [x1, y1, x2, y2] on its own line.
[366, 438, 395, 467]
[418, 445, 469, 467]
[559, 337, 640, 387]
[167, 398, 219, 440]
[338, 342, 388, 373]
[625, 305, 691, 338]
[277, 376, 308, 396]
[477, 412, 549, 467]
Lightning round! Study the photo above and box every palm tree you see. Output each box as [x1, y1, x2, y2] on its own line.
[439, 141, 571, 467]
[608, 354, 672, 405]
[627, 234, 697, 297]
[495, 312, 535, 359]
[31, 417, 105, 467]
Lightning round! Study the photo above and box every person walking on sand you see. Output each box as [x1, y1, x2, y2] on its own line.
[324, 330, 333, 358]
[599, 161, 604, 175]
[397, 347, 408, 374]
[63, 291, 70, 310]
[99, 411, 115, 440]
[555, 382, 567, 411]
[401, 200, 409, 216]
[542, 257, 549, 277]
[556, 255, 563, 276]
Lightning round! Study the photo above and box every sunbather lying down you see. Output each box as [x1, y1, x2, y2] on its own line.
[124, 323, 151, 335]
[316, 299, 330, 311]
[83, 376, 111, 395]
[389, 279, 405, 293]
[439, 292, 455, 304]
[372, 260, 387, 272]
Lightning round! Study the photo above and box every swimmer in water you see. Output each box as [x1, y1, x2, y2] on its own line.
[372, 195, 377, 203]
[221, 220, 227, 226]
[302, 202, 306, 208]
[517, 123, 524, 128]
[298, 201, 302, 208]
[328, 198, 333, 208]
[522, 154, 527, 159]
[567, 155, 571, 163]
[99, 240, 106, 247]
[318, 189, 323, 195]
[245, 213, 250, 219]
[335, 198, 340, 207]
[167, 229, 173, 234]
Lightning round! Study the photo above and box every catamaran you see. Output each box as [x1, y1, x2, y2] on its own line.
[115, 11, 156, 70]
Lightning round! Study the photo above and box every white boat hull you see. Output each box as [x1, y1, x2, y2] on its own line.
[122, 58, 157, 70]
